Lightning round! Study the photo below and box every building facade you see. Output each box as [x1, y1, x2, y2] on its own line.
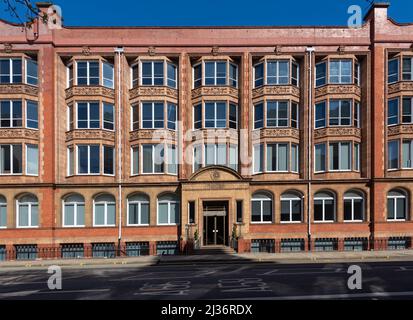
[0, 2, 412, 258]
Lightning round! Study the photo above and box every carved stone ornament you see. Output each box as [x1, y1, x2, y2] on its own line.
[3, 43, 13, 54]
[338, 45, 346, 54]
[148, 46, 156, 56]
[274, 45, 282, 55]
[82, 46, 91, 56]
[211, 46, 219, 56]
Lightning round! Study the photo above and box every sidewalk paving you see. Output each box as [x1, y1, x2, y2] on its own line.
[1, 250, 413, 270]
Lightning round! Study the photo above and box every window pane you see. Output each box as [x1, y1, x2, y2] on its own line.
[19, 204, 29, 226]
[77, 103, 88, 128]
[77, 204, 85, 226]
[154, 103, 164, 128]
[142, 102, 153, 129]
[0, 100, 10, 127]
[107, 204, 116, 225]
[217, 144, 226, 165]
[26, 100, 38, 129]
[89, 145, 100, 173]
[216, 102, 226, 128]
[291, 144, 298, 172]
[291, 200, 301, 221]
[340, 143, 351, 170]
[315, 144, 326, 172]
[325, 200, 334, 221]
[78, 146, 88, 174]
[0, 205, 6, 227]
[281, 200, 290, 221]
[402, 141, 412, 168]
[254, 63, 264, 87]
[316, 62, 326, 87]
[344, 199, 352, 220]
[267, 101, 277, 127]
[205, 144, 215, 166]
[64, 204, 75, 226]
[158, 203, 169, 224]
[194, 104, 202, 129]
[94, 204, 105, 225]
[277, 144, 288, 171]
[329, 143, 339, 170]
[26, 145, 38, 175]
[12, 144, 22, 174]
[141, 203, 149, 224]
[251, 201, 262, 222]
[89, 103, 100, 128]
[262, 201, 272, 222]
[388, 99, 399, 125]
[402, 98, 412, 123]
[388, 141, 399, 169]
[254, 104, 264, 129]
[315, 102, 326, 128]
[142, 145, 153, 173]
[132, 147, 139, 175]
[103, 103, 114, 130]
[167, 104, 176, 130]
[154, 145, 164, 173]
[387, 198, 395, 220]
[103, 63, 114, 88]
[103, 146, 114, 175]
[267, 144, 276, 171]
[167, 63, 176, 88]
[396, 198, 406, 219]
[254, 144, 263, 173]
[353, 199, 363, 221]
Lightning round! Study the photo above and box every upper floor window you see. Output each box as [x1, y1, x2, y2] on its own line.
[73, 144, 114, 176]
[0, 100, 22, 128]
[102, 62, 114, 89]
[132, 60, 177, 89]
[138, 101, 177, 130]
[316, 59, 358, 87]
[193, 60, 238, 88]
[70, 60, 114, 89]
[254, 100, 299, 129]
[253, 143, 299, 174]
[388, 58, 399, 84]
[315, 99, 360, 128]
[25, 59, 38, 86]
[403, 57, 413, 81]
[193, 101, 238, 130]
[387, 189, 407, 221]
[137, 144, 177, 175]
[193, 144, 238, 172]
[74, 102, 114, 130]
[0, 58, 22, 84]
[77, 61, 100, 86]
[315, 142, 359, 173]
[253, 59, 299, 88]
[388, 98, 399, 125]
[388, 140, 399, 170]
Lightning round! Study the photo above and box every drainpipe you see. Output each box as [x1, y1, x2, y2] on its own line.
[306, 47, 315, 251]
[115, 47, 124, 254]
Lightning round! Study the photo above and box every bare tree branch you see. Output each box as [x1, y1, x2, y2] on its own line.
[1, 0, 46, 26]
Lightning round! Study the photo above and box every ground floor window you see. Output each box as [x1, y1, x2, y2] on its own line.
[61, 244, 84, 259]
[126, 242, 150, 256]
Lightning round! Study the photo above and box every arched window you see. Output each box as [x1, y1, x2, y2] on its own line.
[314, 191, 335, 222]
[157, 193, 179, 225]
[0, 195, 6, 228]
[63, 194, 85, 227]
[281, 192, 302, 222]
[93, 194, 116, 226]
[128, 193, 150, 226]
[17, 194, 38, 228]
[251, 192, 273, 223]
[387, 189, 408, 221]
[344, 191, 364, 222]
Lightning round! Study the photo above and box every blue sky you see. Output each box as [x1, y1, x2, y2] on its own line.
[1, 0, 413, 26]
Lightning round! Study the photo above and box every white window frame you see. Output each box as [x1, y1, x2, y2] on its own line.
[0, 58, 22, 84]
[314, 143, 326, 173]
[102, 145, 115, 176]
[329, 59, 352, 84]
[387, 191, 407, 221]
[131, 146, 139, 176]
[388, 58, 399, 84]
[25, 58, 38, 86]
[204, 60, 227, 86]
[76, 60, 100, 86]
[26, 100, 38, 130]
[25, 144, 38, 176]
[127, 196, 150, 226]
[266, 143, 290, 173]
[62, 197, 85, 228]
[157, 198, 180, 225]
[0, 100, 23, 128]
[140, 101, 165, 129]
[0, 144, 22, 176]
[0, 199, 6, 229]
[67, 146, 74, 176]
[266, 60, 290, 85]
[314, 194, 335, 223]
[388, 140, 400, 171]
[102, 62, 114, 89]
[253, 62, 264, 88]
[329, 142, 352, 172]
[93, 197, 116, 227]
[204, 101, 227, 129]
[76, 144, 100, 175]
[76, 102, 100, 130]
[16, 196, 38, 229]
[251, 194, 273, 224]
[141, 144, 165, 175]
[329, 99, 352, 127]
[280, 194, 303, 223]
[140, 60, 164, 86]
[266, 100, 289, 128]
[343, 193, 364, 222]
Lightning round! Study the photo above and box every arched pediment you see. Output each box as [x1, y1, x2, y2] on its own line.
[189, 166, 243, 182]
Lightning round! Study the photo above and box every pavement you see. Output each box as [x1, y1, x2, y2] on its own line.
[1, 249, 413, 270]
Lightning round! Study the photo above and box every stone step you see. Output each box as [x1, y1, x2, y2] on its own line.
[193, 246, 236, 255]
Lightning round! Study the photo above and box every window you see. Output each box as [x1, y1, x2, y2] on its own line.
[402, 97, 413, 123]
[291, 102, 299, 128]
[387, 190, 407, 221]
[0, 58, 22, 83]
[193, 144, 202, 172]
[314, 143, 326, 172]
[354, 143, 360, 171]
[355, 62, 360, 86]
[315, 62, 326, 87]
[102, 62, 114, 89]
[315, 101, 326, 128]
[193, 64, 202, 88]
[329, 142, 351, 171]
[76, 61, 99, 86]
[141, 102, 164, 129]
[388, 140, 399, 170]
[26, 100, 38, 129]
[254, 103, 264, 129]
[267, 143, 289, 172]
[77, 145, 100, 174]
[254, 63, 264, 87]
[388, 58, 399, 83]
[67, 64, 73, 88]
[142, 144, 164, 174]
[229, 144, 238, 171]
[67, 146, 74, 176]
[131, 64, 139, 88]
[344, 191, 364, 222]
[253, 144, 264, 173]
[131, 104, 139, 131]
[403, 140, 413, 169]
[354, 102, 360, 128]
[63, 194, 85, 227]
[229, 103, 237, 129]
[188, 201, 195, 224]
[167, 63, 177, 88]
[25, 59, 38, 86]
[251, 192, 273, 223]
[157, 193, 180, 225]
[0, 144, 22, 174]
[67, 105, 74, 131]
[281, 192, 302, 222]
[330, 60, 352, 84]
[103, 146, 114, 175]
[0, 100, 22, 128]
[142, 61, 164, 86]
[193, 104, 202, 129]
[388, 99, 399, 125]
[167, 103, 177, 130]
[205, 102, 226, 128]
[26, 145, 38, 176]
[77, 102, 99, 129]
[329, 100, 351, 126]
[314, 192, 335, 222]
[167, 145, 177, 174]
[402, 57, 413, 81]
[236, 200, 243, 223]
[17, 194, 38, 228]
[229, 63, 238, 87]
[131, 146, 139, 175]
[205, 144, 226, 166]
[291, 144, 299, 173]
[94, 194, 116, 226]
[128, 194, 149, 226]
[103, 102, 114, 130]
[205, 61, 226, 86]
[0, 196, 6, 228]
[267, 101, 289, 127]
[292, 62, 299, 86]
[267, 60, 289, 85]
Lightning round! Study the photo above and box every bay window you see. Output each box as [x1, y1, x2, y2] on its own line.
[193, 101, 237, 129]
[388, 140, 399, 170]
[329, 60, 352, 84]
[267, 101, 288, 127]
[388, 98, 399, 125]
[0, 144, 22, 175]
[193, 60, 238, 88]
[267, 143, 289, 172]
[253, 59, 299, 88]
[26, 100, 38, 129]
[192, 144, 238, 171]
[329, 142, 351, 171]
[141, 101, 177, 130]
[134, 60, 177, 88]
[315, 99, 359, 128]
[142, 61, 163, 85]
[403, 57, 413, 81]
[77, 60, 100, 86]
[388, 58, 399, 83]
[25, 59, 38, 86]
[329, 100, 351, 126]
[141, 144, 177, 175]
[316, 59, 359, 87]
[77, 145, 100, 175]
[0, 100, 22, 128]
[0, 58, 22, 84]
[254, 100, 299, 129]
[72, 60, 114, 88]
[253, 143, 299, 174]
[77, 102, 100, 129]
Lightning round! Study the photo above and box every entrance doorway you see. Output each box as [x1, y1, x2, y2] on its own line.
[203, 201, 228, 246]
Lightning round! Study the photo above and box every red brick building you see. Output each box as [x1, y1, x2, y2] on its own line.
[0, 2, 412, 258]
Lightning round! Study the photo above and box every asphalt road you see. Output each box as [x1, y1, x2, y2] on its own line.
[0, 261, 413, 300]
